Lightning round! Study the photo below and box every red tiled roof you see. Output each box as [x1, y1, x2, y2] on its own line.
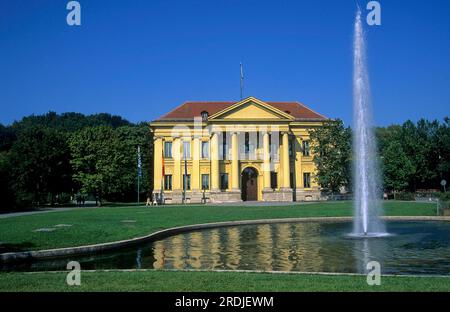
[156, 100, 327, 121]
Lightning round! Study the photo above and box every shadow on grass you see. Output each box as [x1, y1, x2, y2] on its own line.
[0, 242, 35, 253]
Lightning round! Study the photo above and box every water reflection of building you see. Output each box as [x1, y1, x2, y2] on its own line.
[151, 222, 337, 273]
[187, 232, 204, 269]
[208, 229, 222, 270]
[170, 235, 187, 269]
[274, 223, 294, 271]
[152, 235, 188, 270]
[152, 240, 166, 269]
[225, 227, 241, 269]
[256, 224, 274, 271]
[291, 223, 325, 272]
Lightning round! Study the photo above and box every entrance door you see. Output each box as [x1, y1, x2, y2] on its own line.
[241, 167, 258, 201]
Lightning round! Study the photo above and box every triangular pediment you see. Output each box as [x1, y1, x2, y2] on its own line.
[209, 97, 294, 120]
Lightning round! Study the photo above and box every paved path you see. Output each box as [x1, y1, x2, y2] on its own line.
[0, 207, 89, 219]
[210, 201, 319, 207]
[0, 200, 346, 217]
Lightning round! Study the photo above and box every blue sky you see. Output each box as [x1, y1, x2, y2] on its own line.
[0, 0, 449, 126]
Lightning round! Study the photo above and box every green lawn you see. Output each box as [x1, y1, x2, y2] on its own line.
[0, 201, 437, 252]
[1, 201, 447, 292]
[1, 270, 448, 292]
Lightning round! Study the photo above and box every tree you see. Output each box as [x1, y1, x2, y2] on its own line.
[310, 119, 352, 194]
[399, 119, 443, 191]
[8, 126, 72, 207]
[0, 151, 16, 212]
[436, 118, 450, 186]
[0, 123, 16, 152]
[11, 111, 132, 133]
[114, 124, 153, 201]
[69, 126, 134, 205]
[381, 141, 414, 193]
[416, 119, 440, 186]
[376, 125, 402, 153]
[1, 112, 154, 210]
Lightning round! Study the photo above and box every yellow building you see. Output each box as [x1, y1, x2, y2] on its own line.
[150, 97, 327, 204]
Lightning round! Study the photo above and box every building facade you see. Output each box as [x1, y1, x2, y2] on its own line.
[150, 97, 327, 204]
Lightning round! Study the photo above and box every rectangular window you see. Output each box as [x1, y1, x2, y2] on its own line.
[164, 175, 172, 190]
[289, 139, 293, 157]
[303, 172, 311, 188]
[183, 174, 191, 190]
[257, 131, 260, 149]
[268, 134, 272, 154]
[270, 172, 277, 189]
[245, 132, 250, 154]
[164, 142, 172, 158]
[201, 174, 210, 190]
[221, 132, 228, 160]
[269, 134, 279, 160]
[183, 141, 191, 159]
[201, 141, 209, 159]
[220, 173, 229, 190]
[302, 140, 310, 157]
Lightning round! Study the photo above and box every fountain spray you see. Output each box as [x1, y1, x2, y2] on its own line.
[352, 6, 387, 237]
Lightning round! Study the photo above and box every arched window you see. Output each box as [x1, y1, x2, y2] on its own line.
[201, 111, 209, 121]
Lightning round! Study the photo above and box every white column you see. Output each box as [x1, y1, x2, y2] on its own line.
[154, 137, 163, 192]
[210, 132, 219, 191]
[173, 137, 181, 191]
[231, 132, 239, 190]
[282, 132, 290, 189]
[192, 137, 200, 191]
[263, 132, 271, 190]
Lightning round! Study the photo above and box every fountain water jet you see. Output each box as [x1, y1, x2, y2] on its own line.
[351, 8, 388, 238]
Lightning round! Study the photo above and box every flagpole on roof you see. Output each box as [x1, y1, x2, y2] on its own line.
[240, 62, 244, 100]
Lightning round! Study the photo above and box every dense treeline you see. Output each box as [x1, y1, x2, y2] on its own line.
[1, 111, 448, 212]
[0, 112, 152, 212]
[310, 118, 450, 197]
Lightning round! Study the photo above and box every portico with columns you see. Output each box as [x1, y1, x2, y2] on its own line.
[150, 97, 326, 204]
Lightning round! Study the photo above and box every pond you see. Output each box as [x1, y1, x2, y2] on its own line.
[3, 221, 450, 275]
